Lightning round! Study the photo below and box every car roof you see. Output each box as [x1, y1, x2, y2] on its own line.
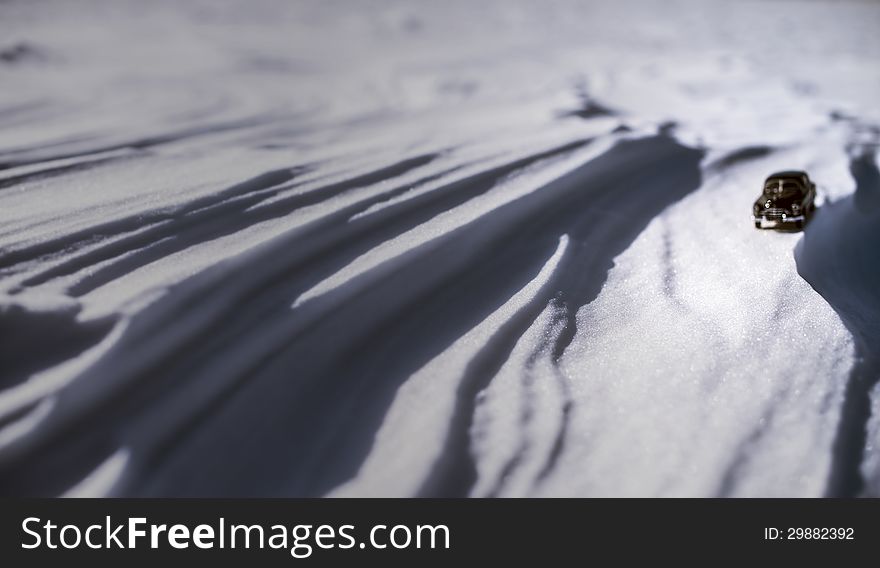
[765, 170, 808, 181]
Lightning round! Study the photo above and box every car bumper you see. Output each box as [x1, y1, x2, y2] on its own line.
[752, 214, 805, 228]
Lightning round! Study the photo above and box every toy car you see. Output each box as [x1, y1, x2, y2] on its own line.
[752, 170, 816, 229]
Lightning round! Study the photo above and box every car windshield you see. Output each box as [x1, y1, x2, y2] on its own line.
[764, 180, 803, 196]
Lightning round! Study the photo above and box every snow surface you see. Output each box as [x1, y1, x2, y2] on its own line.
[0, 0, 878, 496]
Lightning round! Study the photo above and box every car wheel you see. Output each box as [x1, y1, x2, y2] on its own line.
[794, 219, 803, 229]
[754, 221, 761, 229]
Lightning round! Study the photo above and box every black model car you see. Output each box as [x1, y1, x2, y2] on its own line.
[752, 170, 816, 229]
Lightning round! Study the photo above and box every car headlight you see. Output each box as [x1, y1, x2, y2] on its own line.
[792, 204, 800, 213]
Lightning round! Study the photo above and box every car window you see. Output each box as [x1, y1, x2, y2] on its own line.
[764, 180, 803, 194]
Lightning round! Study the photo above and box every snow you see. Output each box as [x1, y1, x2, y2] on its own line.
[0, 0, 878, 496]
